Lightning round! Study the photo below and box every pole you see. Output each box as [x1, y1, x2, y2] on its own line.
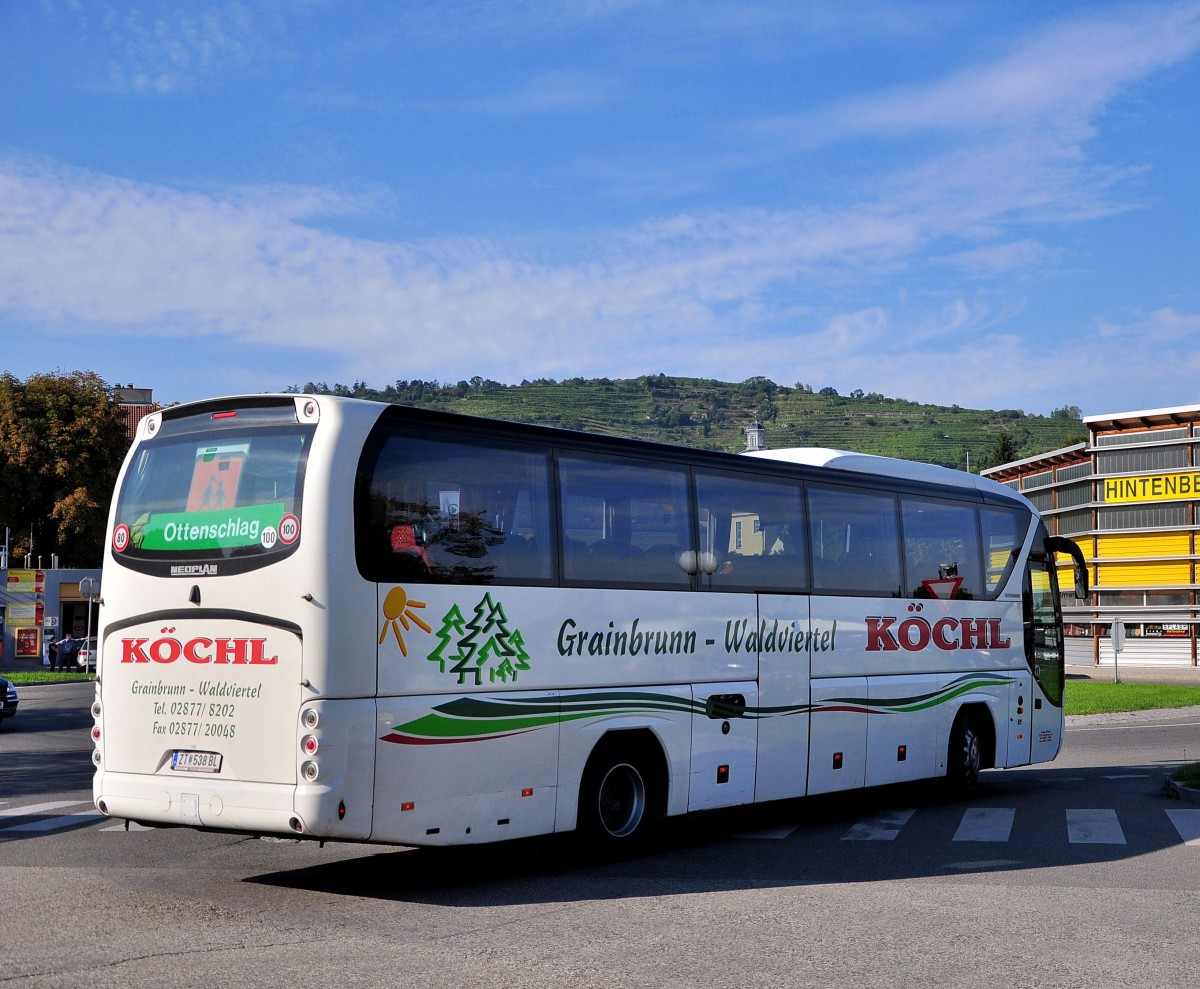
[80, 576, 99, 673]
[1112, 618, 1125, 684]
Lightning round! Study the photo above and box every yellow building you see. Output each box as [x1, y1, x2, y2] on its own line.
[983, 404, 1200, 668]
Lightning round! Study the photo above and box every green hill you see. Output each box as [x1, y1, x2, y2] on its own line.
[288, 374, 1084, 471]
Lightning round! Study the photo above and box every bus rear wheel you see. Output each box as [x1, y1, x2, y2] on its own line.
[579, 741, 657, 847]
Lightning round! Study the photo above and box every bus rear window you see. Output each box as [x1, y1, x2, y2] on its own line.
[112, 424, 313, 576]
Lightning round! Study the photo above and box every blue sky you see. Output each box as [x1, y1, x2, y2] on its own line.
[2, 1, 1199, 416]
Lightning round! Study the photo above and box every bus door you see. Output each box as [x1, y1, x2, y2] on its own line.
[752, 595, 811, 803]
[1024, 555, 1066, 764]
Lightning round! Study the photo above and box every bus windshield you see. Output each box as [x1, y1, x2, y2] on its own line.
[111, 409, 314, 576]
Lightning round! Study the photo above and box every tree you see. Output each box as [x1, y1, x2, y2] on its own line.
[981, 430, 1021, 470]
[0, 371, 130, 567]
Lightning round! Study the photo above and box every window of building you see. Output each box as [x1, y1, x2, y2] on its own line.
[1057, 481, 1092, 509]
[1056, 509, 1092, 535]
[1095, 446, 1189, 474]
[1096, 590, 1191, 607]
[1098, 504, 1188, 530]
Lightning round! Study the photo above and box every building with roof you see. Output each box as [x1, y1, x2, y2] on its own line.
[983, 404, 1200, 668]
[114, 384, 155, 440]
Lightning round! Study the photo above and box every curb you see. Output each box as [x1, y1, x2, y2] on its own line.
[1165, 778, 1200, 806]
[1065, 704, 1200, 729]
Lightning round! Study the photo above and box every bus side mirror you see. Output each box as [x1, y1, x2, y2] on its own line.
[1045, 536, 1088, 600]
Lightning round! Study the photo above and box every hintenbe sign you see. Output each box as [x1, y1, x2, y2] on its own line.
[1102, 472, 1200, 504]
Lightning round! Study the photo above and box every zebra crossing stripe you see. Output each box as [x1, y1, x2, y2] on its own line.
[1066, 808, 1126, 844]
[843, 809, 915, 840]
[0, 800, 81, 821]
[743, 807, 1197, 847]
[4, 810, 103, 833]
[953, 807, 1015, 842]
[1165, 809, 1200, 846]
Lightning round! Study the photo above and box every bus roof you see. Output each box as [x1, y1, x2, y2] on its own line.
[745, 447, 1030, 506]
[157, 395, 1033, 510]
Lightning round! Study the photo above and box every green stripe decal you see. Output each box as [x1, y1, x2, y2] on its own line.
[379, 672, 1019, 744]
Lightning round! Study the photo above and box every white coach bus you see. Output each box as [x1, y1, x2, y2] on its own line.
[92, 395, 1087, 847]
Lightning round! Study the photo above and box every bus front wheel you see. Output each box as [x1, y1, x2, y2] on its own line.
[947, 710, 982, 794]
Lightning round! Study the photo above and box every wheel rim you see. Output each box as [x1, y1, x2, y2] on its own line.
[596, 761, 646, 838]
[961, 726, 980, 782]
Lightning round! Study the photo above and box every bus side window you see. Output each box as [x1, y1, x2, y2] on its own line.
[901, 496, 983, 599]
[359, 432, 554, 586]
[980, 506, 1027, 598]
[694, 470, 807, 592]
[809, 484, 902, 596]
[559, 455, 692, 588]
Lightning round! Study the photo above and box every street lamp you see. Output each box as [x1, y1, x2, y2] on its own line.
[80, 576, 99, 673]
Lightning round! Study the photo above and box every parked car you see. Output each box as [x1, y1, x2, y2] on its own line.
[0, 675, 18, 728]
[73, 637, 98, 672]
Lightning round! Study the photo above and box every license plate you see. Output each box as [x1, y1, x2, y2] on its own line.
[171, 750, 222, 774]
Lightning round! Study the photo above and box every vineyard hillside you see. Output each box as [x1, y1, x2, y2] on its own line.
[288, 375, 1085, 471]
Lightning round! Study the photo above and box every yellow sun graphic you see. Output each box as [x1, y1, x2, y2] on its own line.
[379, 586, 432, 657]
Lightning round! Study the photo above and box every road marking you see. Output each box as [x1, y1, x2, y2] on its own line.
[844, 809, 915, 840]
[0, 800, 81, 821]
[1067, 808, 1126, 844]
[1165, 809, 1200, 846]
[4, 810, 103, 833]
[100, 821, 156, 832]
[1103, 774, 1149, 780]
[953, 807, 1015, 842]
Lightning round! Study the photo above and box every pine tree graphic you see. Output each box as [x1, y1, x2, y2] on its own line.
[432, 593, 531, 685]
[427, 603, 467, 674]
[489, 626, 531, 683]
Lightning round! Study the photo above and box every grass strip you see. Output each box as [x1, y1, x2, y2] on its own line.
[1173, 763, 1200, 786]
[1065, 681, 1200, 716]
[2, 671, 94, 684]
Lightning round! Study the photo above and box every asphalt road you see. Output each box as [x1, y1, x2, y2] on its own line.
[2, 682, 1199, 989]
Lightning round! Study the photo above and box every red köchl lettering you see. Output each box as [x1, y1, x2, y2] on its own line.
[121, 635, 277, 665]
[865, 616, 1009, 652]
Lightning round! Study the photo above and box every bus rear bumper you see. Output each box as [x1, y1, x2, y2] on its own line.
[95, 771, 298, 836]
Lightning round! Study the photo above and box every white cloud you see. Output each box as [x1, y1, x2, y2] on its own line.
[94, 2, 277, 94]
[1096, 307, 1200, 343]
[763, 1, 1200, 147]
[0, 113, 1182, 409]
